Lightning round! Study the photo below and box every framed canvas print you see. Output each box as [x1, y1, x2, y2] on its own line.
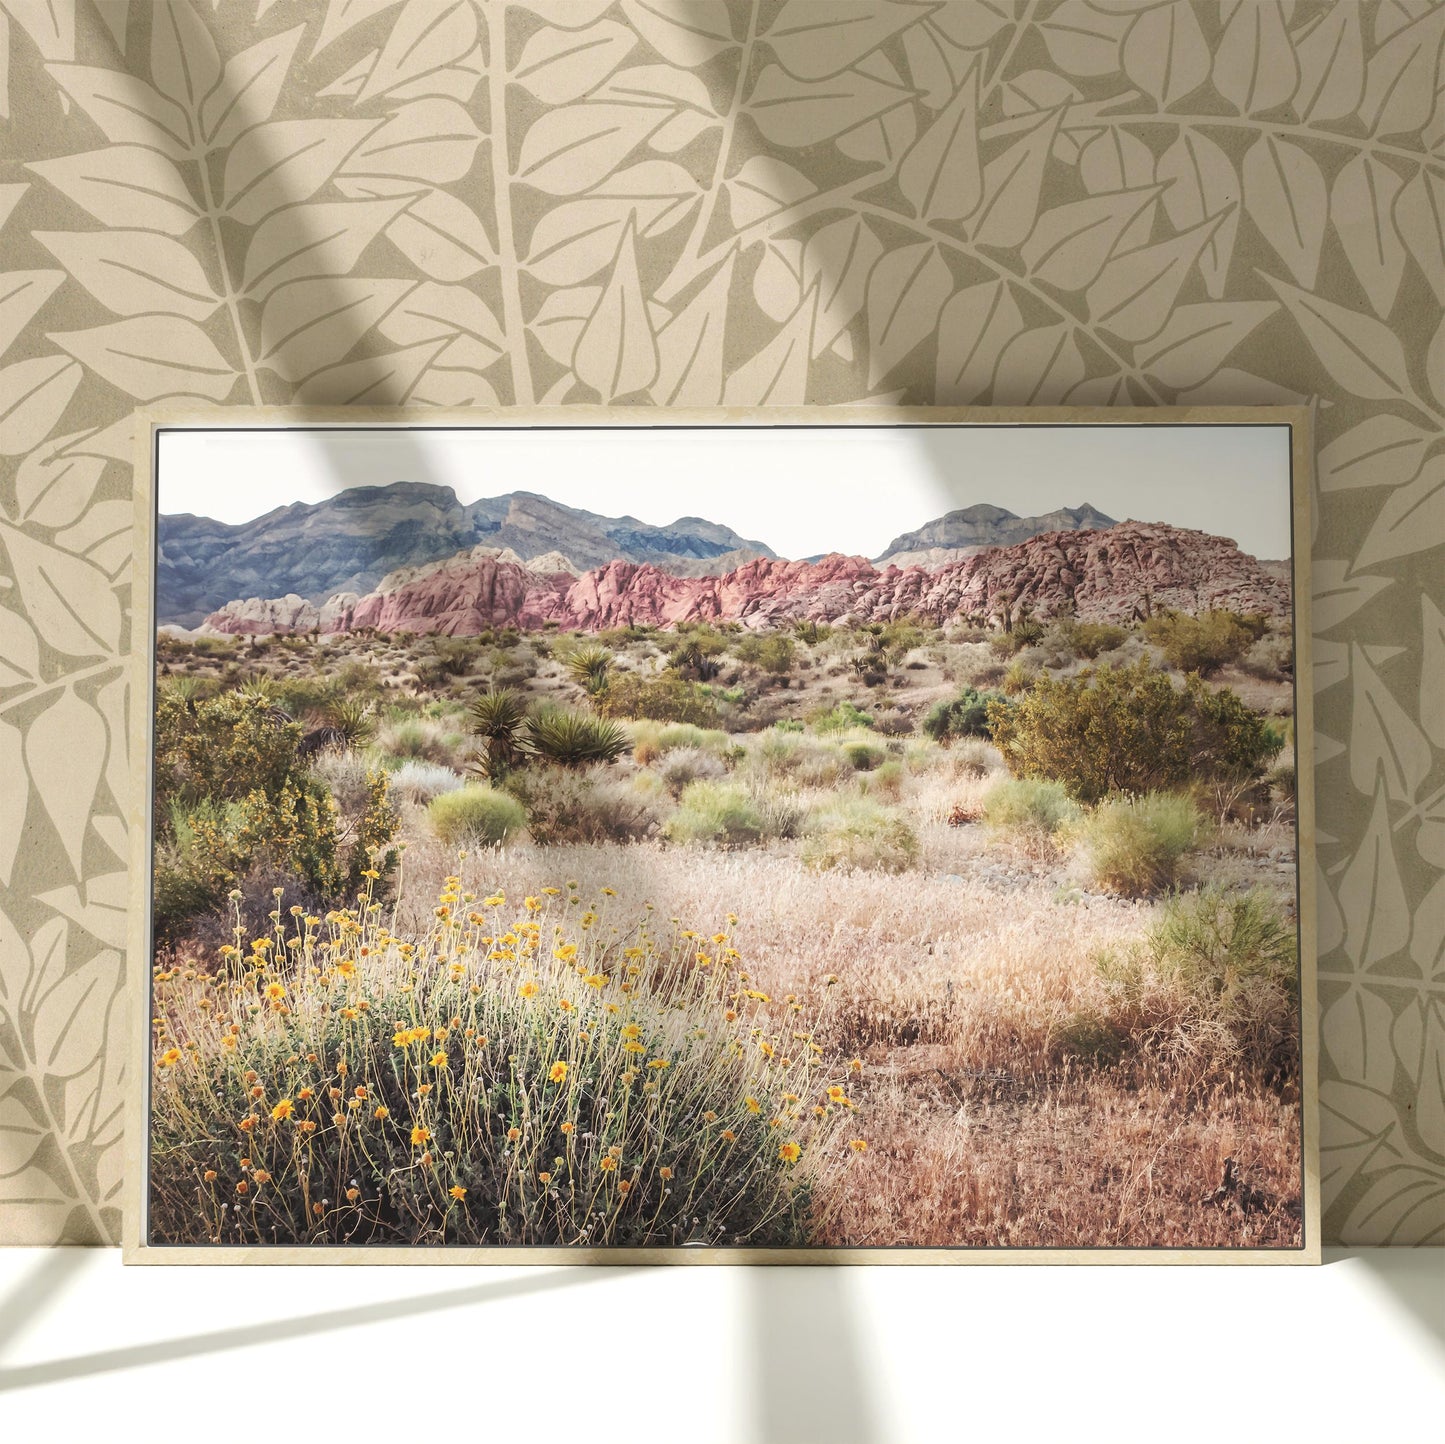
[125, 407, 1319, 1264]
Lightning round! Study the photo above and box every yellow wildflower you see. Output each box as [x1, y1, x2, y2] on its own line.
[271, 1099, 294, 1122]
[549, 1061, 568, 1083]
[779, 1142, 801, 1163]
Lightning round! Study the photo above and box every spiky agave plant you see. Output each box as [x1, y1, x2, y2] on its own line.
[468, 686, 528, 779]
[523, 708, 630, 768]
[563, 644, 613, 695]
[324, 698, 377, 749]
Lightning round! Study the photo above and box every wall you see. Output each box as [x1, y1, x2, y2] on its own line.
[0, 0, 1440, 1246]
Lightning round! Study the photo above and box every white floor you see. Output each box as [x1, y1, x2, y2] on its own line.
[0, 1248, 1441, 1442]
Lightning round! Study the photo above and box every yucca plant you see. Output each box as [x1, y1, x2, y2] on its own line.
[523, 707, 630, 768]
[324, 698, 376, 749]
[468, 686, 528, 780]
[563, 644, 613, 695]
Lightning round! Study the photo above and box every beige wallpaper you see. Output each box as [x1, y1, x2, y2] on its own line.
[0, 0, 1440, 1247]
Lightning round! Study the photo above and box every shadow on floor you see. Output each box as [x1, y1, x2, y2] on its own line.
[1328, 1247, 1445, 1360]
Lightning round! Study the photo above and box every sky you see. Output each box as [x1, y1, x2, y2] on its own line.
[157, 424, 1294, 560]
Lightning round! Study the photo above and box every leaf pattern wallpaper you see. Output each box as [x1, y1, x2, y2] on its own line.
[0, 0, 1441, 1248]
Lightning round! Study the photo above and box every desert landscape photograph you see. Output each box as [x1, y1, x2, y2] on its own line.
[142, 423, 1306, 1252]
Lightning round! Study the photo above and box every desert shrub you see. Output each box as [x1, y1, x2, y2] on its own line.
[1238, 631, 1294, 681]
[657, 745, 729, 794]
[595, 671, 721, 726]
[505, 766, 663, 844]
[773, 718, 804, 733]
[1144, 609, 1268, 676]
[1076, 792, 1205, 897]
[563, 645, 612, 695]
[1049, 618, 1127, 660]
[842, 738, 886, 771]
[981, 778, 1078, 835]
[923, 686, 1005, 742]
[793, 619, 832, 644]
[734, 633, 795, 674]
[378, 717, 464, 767]
[665, 781, 764, 847]
[865, 759, 906, 802]
[744, 731, 850, 789]
[801, 797, 919, 873]
[322, 697, 376, 749]
[987, 659, 1275, 805]
[388, 760, 465, 806]
[524, 709, 630, 768]
[468, 687, 528, 780]
[752, 789, 808, 841]
[428, 784, 526, 846]
[1061, 888, 1299, 1091]
[1001, 658, 1036, 695]
[811, 700, 874, 734]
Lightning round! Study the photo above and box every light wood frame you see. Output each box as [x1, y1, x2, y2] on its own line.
[124, 405, 1320, 1266]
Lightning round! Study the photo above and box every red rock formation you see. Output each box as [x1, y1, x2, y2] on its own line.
[202, 523, 1291, 637]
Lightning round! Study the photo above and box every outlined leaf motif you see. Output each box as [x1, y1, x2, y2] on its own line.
[901, 20, 963, 107]
[1020, 187, 1161, 292]
[1412, 872, 1445, 978]
[1318, 859, 1345, 957]
[0, 718, 23, 886]
[27, 146, 201, 235]
[1241, 136, 1326, 288]
[752, 240, 803, 322]
[1086, 213, 1224, 342]
[33, 230, 219, 320]
[747, 64, 913, 147]
[836, 101, 916, 169]
[385, 189, 494, 281]
[48, 316, 237, 400]
[356, 0, 477, 104]
[29, 942, 116, 1081]
[1212, 0, 1297, 115]
[724, 156, 816, 228]
[897, 58, 980, 223]
[292, 338, 445, 405]
[1321, 983, 1397, 1090]
[935, 279, 1024, 404]
[0, 270, 63, 358]
[1358, 4, 1445, 138]
[1292, 1, 1365, 122]
[1133, 301, 1278, 390]
[802, 214, 882, 358]
[1258, 271, 1415, 403]
[992, 324, 1086, 406]
[722, 286, 816, 406]
[1427, 311, 1445, 409]
[1078, 130, 1156, 253]
[529, 285, 599, 368]
[1155, 130, 1238, 299]
[1423, 597, 1445, 750]
[0, 524, 121, 658]
[35, 871, 129, 951]
[1391, 997, 1445, 1157]
[201, 24, 305, 150]
[340, 99, 483, 187]
[864, 241, 951, 388]
[970, 108, 1062, 251]
[1339, 783, 1412, 971]
[1350, 643, 1432, 805]
[651, 250, 734, 406]
[1121, 0, 1209, 107]
[1318, 415, 1434, 492]
[0, 182, 27, 231]
[1345, 1165, 1445, 1244]
[515, 103, 668, 196]
[1394, 169, 1445, 304]
[0, 603, 40, 687]
[1354, 453, 1445, 569]
[379, 281, 503, 356]
[241, 196, 410, 300]
[590, 64, 718, 154]
[1330, 153, 1406, 320]
[149, 0, 221, 118]
[620, 0, 734, 67]
[94, 670, 128, 827]
[4, 0, 75, 60]
[1312, 559, 1392, 633]
[53, 497, 130, 577]
[223, 119, 378, 226]
[574, 222, 656, 400]
[512, 19, 636, 105]
[1037, 0, 1130, 79]
[46, 64, 191, 158]
[258, 276, 415, 382]
[24, 684, 105, 876]
[312, 0, 404, 58]
[14, 433, 105, 530]
[0, 355, 81, 456]
[764, 0, 919, 81]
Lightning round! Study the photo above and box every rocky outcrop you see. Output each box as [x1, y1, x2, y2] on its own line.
[877, 502, 1116, 568]
[159, 482, 774, 627]
[204, 522, 1290, 639]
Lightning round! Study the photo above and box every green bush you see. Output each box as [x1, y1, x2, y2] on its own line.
[735, 633, 795, 675]
[665, 781, 764, 847]
[1077, 792, 1205, 896]
[841, 739, 886, 771]
[987, 659, 1275, 805]
[801, 798, 919, 873]
[1049, 618, 1127, 659]
[595, 671, 721, 726]
[505, 767, 662, 844]
[523, 708, 630, 768]
[923, 687, 1004, 742]
[563, 645, 612, 695]
[811, 700, 874, 734]
[982, 778, 1078, 835]
[428, 784, 526, 846]
[1144, 609, 1268, 676]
